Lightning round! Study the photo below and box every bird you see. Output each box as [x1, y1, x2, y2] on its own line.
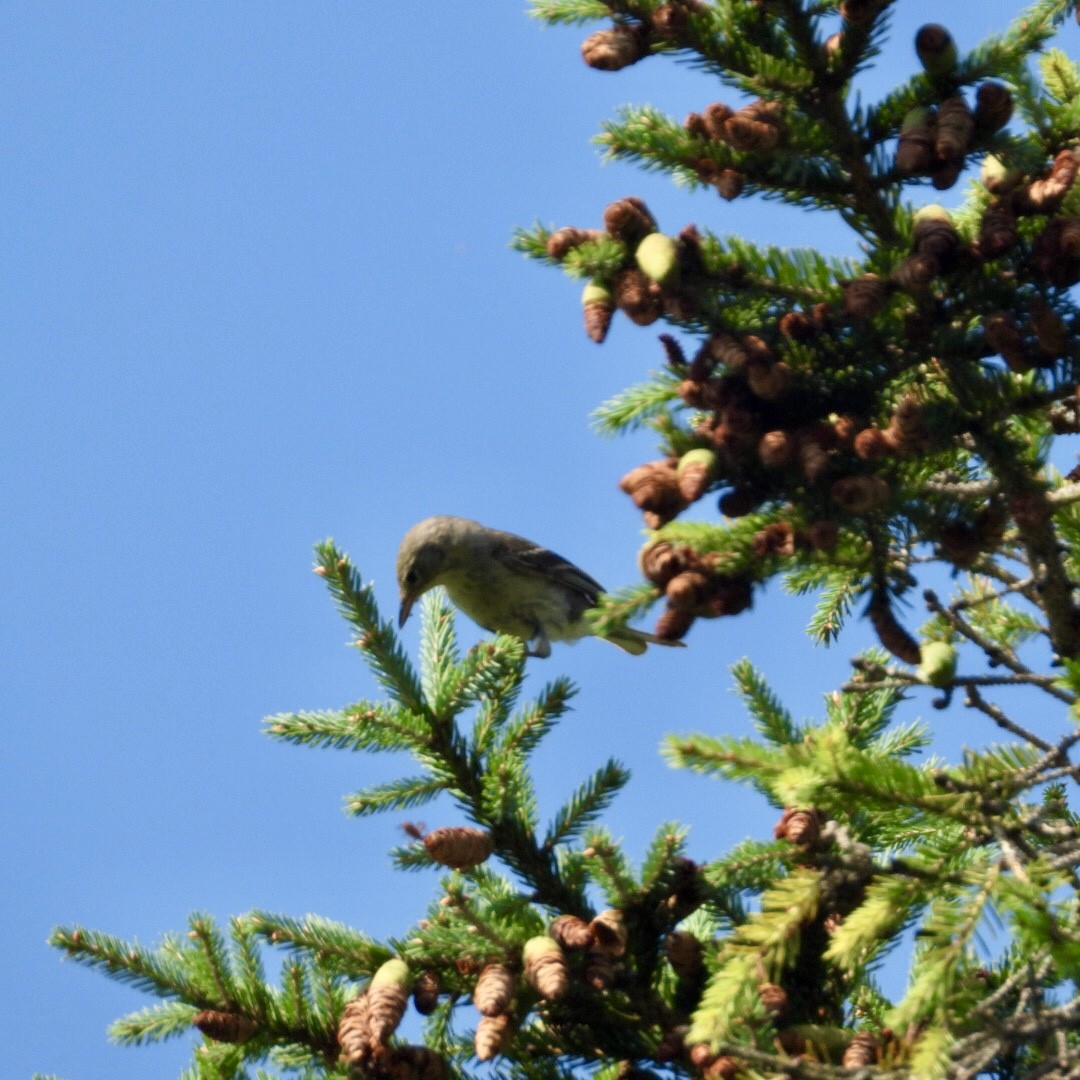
[395, 515, 684, 658]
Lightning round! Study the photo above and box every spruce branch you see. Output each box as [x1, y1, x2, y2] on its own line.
[543, 759, 632, 850]
[313, 541, 425, 714]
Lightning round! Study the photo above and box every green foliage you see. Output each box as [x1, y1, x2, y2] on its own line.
[591, 373, 682, 437]
[48, 3, 1080, 1078]
[520, 0, 1080, 674]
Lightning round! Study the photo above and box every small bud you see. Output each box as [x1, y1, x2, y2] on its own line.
[684, 111, 708, 137]
[886, 394, 929, 453]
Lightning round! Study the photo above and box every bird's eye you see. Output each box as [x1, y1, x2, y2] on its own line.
[405, 569, 418, 585]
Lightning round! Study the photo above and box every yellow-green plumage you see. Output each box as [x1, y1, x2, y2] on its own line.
[396, 515, 683, 658]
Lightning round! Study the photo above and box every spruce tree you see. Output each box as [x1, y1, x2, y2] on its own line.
[48, 2, 1080, 1078]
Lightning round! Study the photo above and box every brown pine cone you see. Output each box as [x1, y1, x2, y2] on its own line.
[978, 202, 1018, 258]
[473, 963, 514, 1017]
[581, 24, 650, 71]
[868, 594, 921, 664]
[830, 474, 891, 513]
[523, 936, 569, 1000]
[895, 107, 935, 176]
[412, 970, 441, 1016]
[475, 1013, 513, 1061]
[423, 826, 494, 870]
[612, 267, 663, 326]
[653, 604, 695, 642]
[842, 273, 890, 319]
[549, 914, 595, 951]
[603, 195, 656, 243]
[934, 94, 974, 165]
[193, 1009, 256, 1044]
[974, 81, 1013, 132]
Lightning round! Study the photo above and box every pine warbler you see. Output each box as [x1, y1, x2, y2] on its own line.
[396, 515, 683, 658]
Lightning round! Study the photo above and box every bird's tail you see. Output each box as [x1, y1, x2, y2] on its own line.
[603, 628, 687, 655]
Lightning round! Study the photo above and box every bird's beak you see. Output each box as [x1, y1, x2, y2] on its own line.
[398, 595, 415, 628]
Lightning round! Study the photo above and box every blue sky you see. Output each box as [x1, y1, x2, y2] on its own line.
[2, 2, 1062, 1076]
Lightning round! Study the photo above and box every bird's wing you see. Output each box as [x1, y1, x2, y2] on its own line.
[496, 535, 604, 606]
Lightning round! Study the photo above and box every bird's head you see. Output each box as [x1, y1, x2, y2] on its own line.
[396, 518, 452, 627]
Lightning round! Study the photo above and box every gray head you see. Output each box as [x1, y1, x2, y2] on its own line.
[396, 517, 460, 626]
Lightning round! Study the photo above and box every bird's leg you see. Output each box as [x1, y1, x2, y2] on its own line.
[525, 624, 552, 659]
